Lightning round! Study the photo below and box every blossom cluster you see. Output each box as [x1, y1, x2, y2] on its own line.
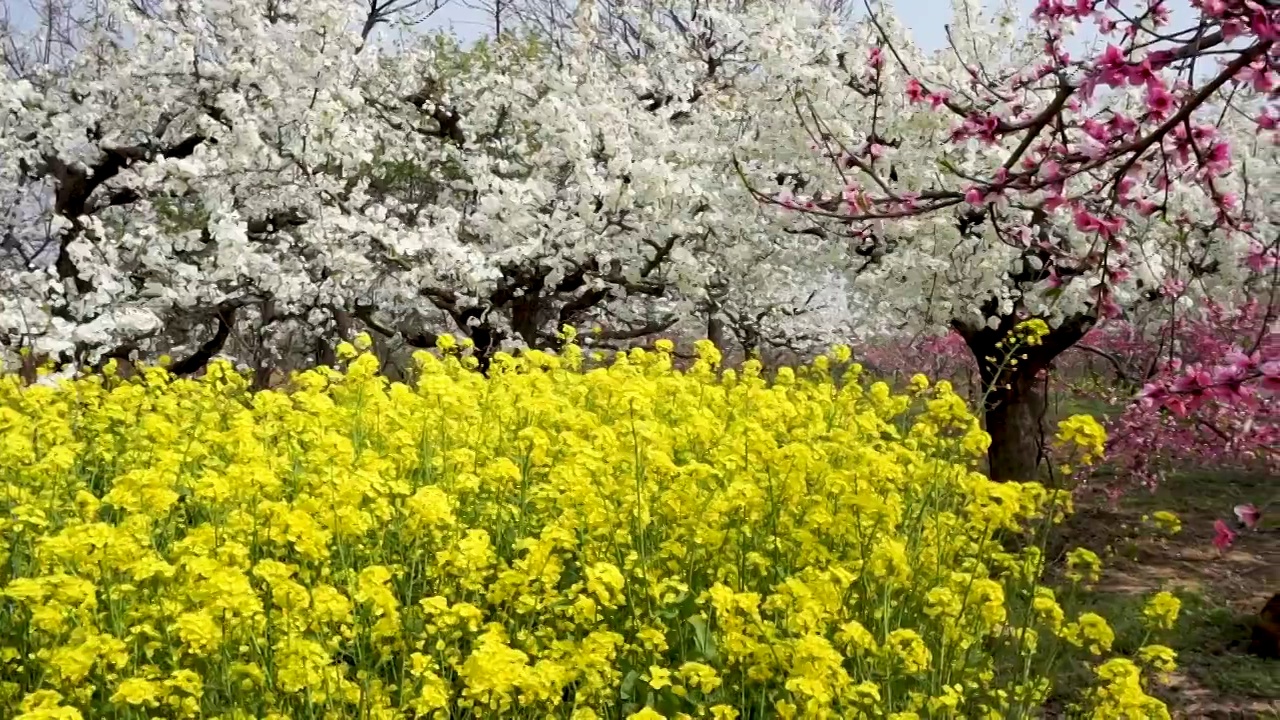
[1061, 301, 1278, 495]
[1, 338, 1178, 718]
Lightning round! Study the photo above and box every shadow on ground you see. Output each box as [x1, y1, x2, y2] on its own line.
[1048, 470, 1279, 719]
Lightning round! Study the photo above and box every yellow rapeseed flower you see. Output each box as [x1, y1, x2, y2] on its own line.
[0, 343, 1169, 719]
[1142, 591, 1182, 631]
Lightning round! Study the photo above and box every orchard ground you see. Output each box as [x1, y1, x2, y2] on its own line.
[1044, 395, 1279, 719]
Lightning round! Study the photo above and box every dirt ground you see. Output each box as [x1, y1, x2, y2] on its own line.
[1053, 470, 1279, 719]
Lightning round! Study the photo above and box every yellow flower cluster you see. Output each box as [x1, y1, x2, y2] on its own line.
[1141, 592, 1182, 632]
[1143, 511, 1182, 536]
[1080, 656, 1174, 719]
[1055, 414, 1107, 466]
[0, 340, 1168, 718]
[1011, 319, 1051, 347]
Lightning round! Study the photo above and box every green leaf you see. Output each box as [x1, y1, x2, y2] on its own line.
[686, 615, 718, 662]
[620, 668, 641, 701]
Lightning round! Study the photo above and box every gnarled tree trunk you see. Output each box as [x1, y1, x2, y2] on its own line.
[956, 314, 1094, 482]
[981, 361, 1050, 482]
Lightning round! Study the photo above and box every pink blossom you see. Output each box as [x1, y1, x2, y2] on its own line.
[1196, 0, 1229, 18]
[1234, 503, 1262, 530]
[1100, 215, 1125, 238]
[1171, 369, 1212, 394]
[1250, 11, 1279, 42]
[1127, 59, 1160, 88]
[1073, 207, 1103, 233]
[1238, 62, 1275, 93]
[1095, 44, 1130, 87]
[1115, 176, 1137, 201]
[1223, 19, 1247, 40]
[1246, 239, 1279, 272]
[1151, 1, 1171, 25]
[1083, 118, 1111, 142]
[1043, 193, 1069, 214]
[1160, 278, 1185, 296]
[1204, 141, 1232, 176]
[964, 187, 986, 205]
[1079, 300, 1277, 497]
[1108, 113, 1138, 138]
[906, 77, 925, 103]
[1100, 43, 1125, 65]
[841, 185, 866, 214]
[1213, 519, 1236, 551]
[869, 45, 884, 69]
[1224, 348, 1257, 373]
[1140, 382, 1167, 406]
[1261, 361, 1280, 393]
[1100, 294, 1123, 319]
[1145, 84, 1176, 118]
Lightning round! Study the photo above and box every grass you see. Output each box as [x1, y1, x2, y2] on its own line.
[1046, 468, 1280, 718]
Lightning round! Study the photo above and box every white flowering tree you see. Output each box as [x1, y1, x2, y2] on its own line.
[0, 0, 381, 372]
[3, 0, 1273, 480]
[0, 0, 771, 374]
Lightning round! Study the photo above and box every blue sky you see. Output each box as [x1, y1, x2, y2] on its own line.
[2, 0, 1197, 56]
[421, 0, 980, 49]
[419, 0, 1197, 51]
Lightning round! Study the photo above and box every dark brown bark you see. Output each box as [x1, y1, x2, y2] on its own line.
[315, 308, 353, 368]
[170, 306, 237, 376]
[510, 294, 543, 348]
[707, 314, 725, 352]
[955, 313, 1094, 482]
[252, 300, 277, 391]
[982, 363, 1049, 482]
[17, 351, 41, 385]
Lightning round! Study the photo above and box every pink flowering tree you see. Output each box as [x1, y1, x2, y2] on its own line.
[729, 0, 1279, 481]
[1060, 300, 1277, 496]
[853, 329, 980, 398]
[1120, 313, 1276, 487]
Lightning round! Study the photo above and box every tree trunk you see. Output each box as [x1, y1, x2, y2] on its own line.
[956, 313, 1095, 482]
[510, 295, 543, 349]
[253, 300, 276, 391]
[18, 350, 41, 385]
[315, 308, 353, 368]
[982, 364, 1049, 482]
[707, 313, 725, 352]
